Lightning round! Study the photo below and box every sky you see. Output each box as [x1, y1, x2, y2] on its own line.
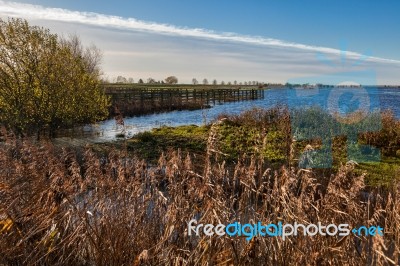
[0, 0, 399, 84]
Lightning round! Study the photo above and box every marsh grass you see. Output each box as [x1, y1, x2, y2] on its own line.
[128, 125, 209, 162]
[127, 107, 400, 186]
[0, 107, 400, 265]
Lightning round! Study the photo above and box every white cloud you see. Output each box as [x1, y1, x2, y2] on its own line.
[0, 0, 399, 84]
[0, 0, 398, 64]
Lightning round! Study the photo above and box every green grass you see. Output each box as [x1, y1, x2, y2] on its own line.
[127, 125, 209, 162]
[125, 121, 400, 187]
[120, 107, 400, 187]
[355, 156, 400, 187]
[125, 120, 290, 165]
[215, 121, 288, 164]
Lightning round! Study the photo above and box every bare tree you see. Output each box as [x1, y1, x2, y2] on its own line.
[61, 34, 102, 76]
[116, 76, 127, 83]
[165, 76, 178, 84]
[192, 78, 198, 85]
[203, 78, 209, 85]
[147, 77, 156, 84]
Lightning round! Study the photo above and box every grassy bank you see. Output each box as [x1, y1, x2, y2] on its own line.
[126, 107, 400, 187]
[128, 125, 209, 162]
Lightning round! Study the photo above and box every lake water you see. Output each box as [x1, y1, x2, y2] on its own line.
[80, 87, 400, 142]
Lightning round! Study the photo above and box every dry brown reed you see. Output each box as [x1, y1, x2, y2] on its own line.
[0, 118, 399, 265]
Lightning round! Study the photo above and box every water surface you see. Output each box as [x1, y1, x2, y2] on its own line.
[77, 87, 400, 142]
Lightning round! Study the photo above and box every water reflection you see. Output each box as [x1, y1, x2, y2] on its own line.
[72, 87, 400, 142]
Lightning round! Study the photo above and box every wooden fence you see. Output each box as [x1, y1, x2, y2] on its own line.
[104, 86, 265, 116]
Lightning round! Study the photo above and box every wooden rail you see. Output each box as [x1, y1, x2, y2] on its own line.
[104, 85, 265, 116]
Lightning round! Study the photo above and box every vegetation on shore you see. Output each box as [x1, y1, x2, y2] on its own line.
[126, 107, 400, 187]
[129, 125, 209, 161]
[0, 18, 109, 137]
[0, 117, 399, 264]
[0, 17, 399, 266]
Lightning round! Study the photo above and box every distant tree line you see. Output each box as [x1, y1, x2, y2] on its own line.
[105, 75, 265, 86]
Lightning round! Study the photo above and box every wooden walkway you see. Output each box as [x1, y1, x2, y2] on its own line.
[104, 85, 265, 116]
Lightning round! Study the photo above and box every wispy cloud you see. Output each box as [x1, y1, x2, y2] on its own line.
[1, 1, 399, 84]
[0, 0, 399, 65]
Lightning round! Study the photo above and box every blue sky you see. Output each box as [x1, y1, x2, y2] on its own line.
[1, 0, 400, 84]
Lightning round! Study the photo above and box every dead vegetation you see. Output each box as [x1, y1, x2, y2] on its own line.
[0, 109, 399, 265]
